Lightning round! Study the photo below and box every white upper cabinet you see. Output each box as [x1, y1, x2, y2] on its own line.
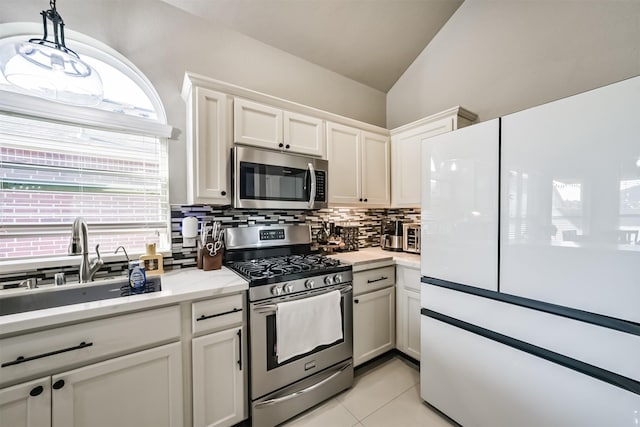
[421, 119, 500, 291]
[500, 76, 640, 322]
[184, 86, 232, 205]
[234, 98, 325, 157]
[361, 131, 391, 206]
[327, 122, 390, 208]
[234, 98, 283, 149]
[327, 122, 361, 205]
[283, 111, 325, 157]
[391, 107, 477, 208]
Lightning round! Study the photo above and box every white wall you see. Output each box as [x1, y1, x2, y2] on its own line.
[386, 1, 640, 129]
[0, 0, 386, 204]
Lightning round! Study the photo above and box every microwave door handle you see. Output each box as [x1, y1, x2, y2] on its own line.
[308, 163, 316, 209]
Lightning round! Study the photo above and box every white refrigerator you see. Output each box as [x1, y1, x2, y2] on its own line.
[420, 76, 640, 426]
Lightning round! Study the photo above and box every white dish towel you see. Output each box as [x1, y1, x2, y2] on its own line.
[276, 290, 343, 363]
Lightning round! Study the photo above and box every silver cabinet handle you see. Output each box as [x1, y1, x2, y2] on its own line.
[308, 162, 316, 209]
[254, 361, 352, 408]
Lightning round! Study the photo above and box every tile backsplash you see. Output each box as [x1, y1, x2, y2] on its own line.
[169, 205, 420, 268]
[1, 206, 419, 286]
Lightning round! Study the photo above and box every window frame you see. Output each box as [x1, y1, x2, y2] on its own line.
[0, 23, 173, 273]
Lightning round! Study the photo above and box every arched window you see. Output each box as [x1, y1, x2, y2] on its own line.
[0, 24, 171, 263]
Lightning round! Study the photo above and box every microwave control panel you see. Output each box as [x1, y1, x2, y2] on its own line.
[315, 171, 326, 202]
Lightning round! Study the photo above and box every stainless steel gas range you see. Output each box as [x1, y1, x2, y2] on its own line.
[224, 224, 354, 427]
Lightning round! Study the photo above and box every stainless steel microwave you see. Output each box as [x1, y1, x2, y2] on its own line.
[232, 146, 328, 209]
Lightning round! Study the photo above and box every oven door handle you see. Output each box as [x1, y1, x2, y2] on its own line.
[308, 162, 316, 209]
[254, 285, 352, 315]
[254, 361, 352, 408]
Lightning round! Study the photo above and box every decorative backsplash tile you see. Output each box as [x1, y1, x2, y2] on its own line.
[1, 205, 420, 287]
[170, 205, 421, 263]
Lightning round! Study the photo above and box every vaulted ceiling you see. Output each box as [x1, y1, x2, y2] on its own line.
[161, 0, 463, 92]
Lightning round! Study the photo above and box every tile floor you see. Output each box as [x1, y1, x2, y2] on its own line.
[282, 355, 456, 427]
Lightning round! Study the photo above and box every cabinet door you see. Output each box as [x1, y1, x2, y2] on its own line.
[234, 98, 283, 149]
[189, 87, 231, 204]
[391, 117, 454, 208]
[396, 266, 421, 360]
[283, 111, 325, 157]
[327, 122, 361, 205]
[0, 377, 50, 427]
[353, 286, 395, 367]
[361, 131, 390, 207]
[192, 327, 245, 427]
[52, 342, 183, 427]
[421, 119, 499, 291]
[403, 288, 421, 360]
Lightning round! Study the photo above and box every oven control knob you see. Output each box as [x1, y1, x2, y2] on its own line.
[305, 279, 315, 289]
[324, 276, 333, 285]
[284, 283, 294, 293]
[333, 274, 343, 284]
[271, 286, 283, 296]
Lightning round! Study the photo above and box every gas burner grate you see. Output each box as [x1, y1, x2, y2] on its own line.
[226, 254, 345, 282]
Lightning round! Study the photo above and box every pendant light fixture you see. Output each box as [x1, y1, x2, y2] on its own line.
[0, 0, 103, 106]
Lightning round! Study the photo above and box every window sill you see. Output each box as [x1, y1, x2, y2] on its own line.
[0, 251, 172, 275]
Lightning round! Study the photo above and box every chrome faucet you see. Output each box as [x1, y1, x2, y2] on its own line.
[68, 217, 103, 283]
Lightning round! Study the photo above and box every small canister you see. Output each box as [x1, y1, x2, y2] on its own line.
[54, 272, 66, 286]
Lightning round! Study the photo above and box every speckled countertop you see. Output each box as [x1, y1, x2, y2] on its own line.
[0, 267, 248, 336]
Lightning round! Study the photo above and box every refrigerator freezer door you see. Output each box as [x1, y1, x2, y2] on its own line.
[421, 119, 499, 291]
[500, 76, 640, 322]
[420, 314, 639, 427]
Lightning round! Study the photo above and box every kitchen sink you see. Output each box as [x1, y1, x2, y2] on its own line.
[0, 276, 161, 316]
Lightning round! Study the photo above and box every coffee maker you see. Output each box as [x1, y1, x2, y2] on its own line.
[380, 219, 404, 251]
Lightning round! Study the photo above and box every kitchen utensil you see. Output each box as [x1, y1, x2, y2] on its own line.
[206, 241, 222, 256]
[211, 221, 219, 242]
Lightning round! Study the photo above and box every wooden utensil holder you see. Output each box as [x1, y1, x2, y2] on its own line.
[203, 248, 223, 271]
[196, 241, 204, 269]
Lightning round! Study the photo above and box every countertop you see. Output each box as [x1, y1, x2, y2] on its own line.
[329, 247, 420, 271]
[0, 267, 248, 336]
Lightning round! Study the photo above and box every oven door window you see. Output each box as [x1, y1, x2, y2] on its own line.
[240, 162, 310, 202]
[265, 298, 345, 370]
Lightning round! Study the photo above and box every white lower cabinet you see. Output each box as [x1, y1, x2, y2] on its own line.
[395, 265, 421, 360]
[191, 293, 246, 427]
[192, 326, 245, 427]
[0, 377, 51, 427]
[0, 343, 183, 427]
[52, 342, 183, 427]
[353, 286, 395, 367]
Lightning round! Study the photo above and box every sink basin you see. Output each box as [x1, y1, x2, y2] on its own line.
[0, 276, 161, 316]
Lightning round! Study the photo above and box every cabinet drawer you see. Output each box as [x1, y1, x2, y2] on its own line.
[0, 306, 180, 387]
[192, 293, 243, 335]
[353, 266, 395, 296]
